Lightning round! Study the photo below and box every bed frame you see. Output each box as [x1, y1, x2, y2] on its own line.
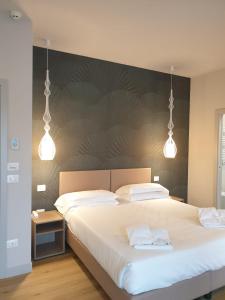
[59, 168, 225, 300]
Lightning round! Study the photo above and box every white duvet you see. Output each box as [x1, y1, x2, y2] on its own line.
[64, 199, 225, 295]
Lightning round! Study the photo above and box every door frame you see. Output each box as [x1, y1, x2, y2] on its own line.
[0, 79, 8, 278]
[216, 109, 225, 208]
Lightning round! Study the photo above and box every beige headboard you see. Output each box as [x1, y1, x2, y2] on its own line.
[110, 168, 151, 192]
[59, 170, 110, 195]
[59, 168, 151, 195]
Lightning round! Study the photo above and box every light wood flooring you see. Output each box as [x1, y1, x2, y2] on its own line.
[0, 251, 225, 300]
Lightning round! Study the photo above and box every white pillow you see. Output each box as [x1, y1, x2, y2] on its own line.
[116, 183, 169, 196]
[54, 190, 118, 214]
[118, 191, 169, 202]
[55, 199, 118, 215]
[55, 190, 117, 206]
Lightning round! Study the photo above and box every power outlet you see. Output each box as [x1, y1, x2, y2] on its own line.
[7, 239, 18, 248]
[154, 176, 160, 182]
[7, 174, 19, 183]
[37, 184, 46, 192]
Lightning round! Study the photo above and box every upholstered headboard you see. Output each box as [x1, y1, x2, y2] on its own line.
[59, 168, 151, 195]
[59, 170, 110, 195]
[110, 168, 151, 192]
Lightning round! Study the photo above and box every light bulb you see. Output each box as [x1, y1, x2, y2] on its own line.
[163, 136, 177, 158]
[38, 131, 56, 160]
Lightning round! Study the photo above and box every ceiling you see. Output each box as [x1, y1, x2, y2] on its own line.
[11, 0, 225, 77]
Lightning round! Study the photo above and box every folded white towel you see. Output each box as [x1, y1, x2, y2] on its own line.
[199, 207, 225, 228]
[150, 228, 171, 246]
[126, 224, 172, 250]
[126, 224, 152, 246]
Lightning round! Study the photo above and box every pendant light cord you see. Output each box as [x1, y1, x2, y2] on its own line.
[47, 47, 49, 70]
[43, 39, 51, 127]
[170, 65, 174, 90]
[168, 66, 175, 136]
[45, 38, 50, 70]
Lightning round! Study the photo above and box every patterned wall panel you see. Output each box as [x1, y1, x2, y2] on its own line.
[33, 46, 190, 210]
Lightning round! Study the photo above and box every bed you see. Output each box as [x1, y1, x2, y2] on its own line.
[59, 168, 225, 300]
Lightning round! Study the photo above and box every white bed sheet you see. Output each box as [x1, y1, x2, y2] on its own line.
[64, 199, 225, 295]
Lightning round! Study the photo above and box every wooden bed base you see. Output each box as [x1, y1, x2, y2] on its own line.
[67, 227, 225, 300]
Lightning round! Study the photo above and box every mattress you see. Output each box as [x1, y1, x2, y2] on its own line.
[64, 199, 225, 295]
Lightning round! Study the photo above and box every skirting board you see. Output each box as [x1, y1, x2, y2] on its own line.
[4, 262, 32, 278]
[67, 227, 225, 300]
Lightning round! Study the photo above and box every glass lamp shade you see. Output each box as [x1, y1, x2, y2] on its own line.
[38, 131, 56, 160]
[163, 136, 177, 158]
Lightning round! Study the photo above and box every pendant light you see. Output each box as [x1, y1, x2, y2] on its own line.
[38, 39, 56, 160]
[163, 66, 177, 159]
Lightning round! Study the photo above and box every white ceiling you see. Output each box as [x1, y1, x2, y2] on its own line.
[11, 0, 225, 77]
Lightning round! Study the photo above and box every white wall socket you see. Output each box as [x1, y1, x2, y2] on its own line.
[37, 184, 46, 192]
[7, 174, 19, 183]
[7, 239, 18, 248]
[154, 176, 160, 182]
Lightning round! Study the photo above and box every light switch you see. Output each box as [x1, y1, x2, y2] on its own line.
[37, 184, 46, 192]
[7, 175, 19, 183]
[7, 162, 19, 171]
[154, 176, 160, 182]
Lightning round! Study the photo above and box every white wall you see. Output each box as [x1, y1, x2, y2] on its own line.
[0, 4, 32, 277]
[188, 68, 225, 207]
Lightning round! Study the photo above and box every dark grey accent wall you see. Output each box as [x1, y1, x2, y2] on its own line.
[33, 46, 190, 210]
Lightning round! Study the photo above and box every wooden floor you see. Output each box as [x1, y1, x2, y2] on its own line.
[0, 251, 109, 300]
[0, 251, 225, 300]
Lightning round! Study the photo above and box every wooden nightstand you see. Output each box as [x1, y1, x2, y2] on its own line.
[32, 210, 65, 260]
[170, 195, 184, 202]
